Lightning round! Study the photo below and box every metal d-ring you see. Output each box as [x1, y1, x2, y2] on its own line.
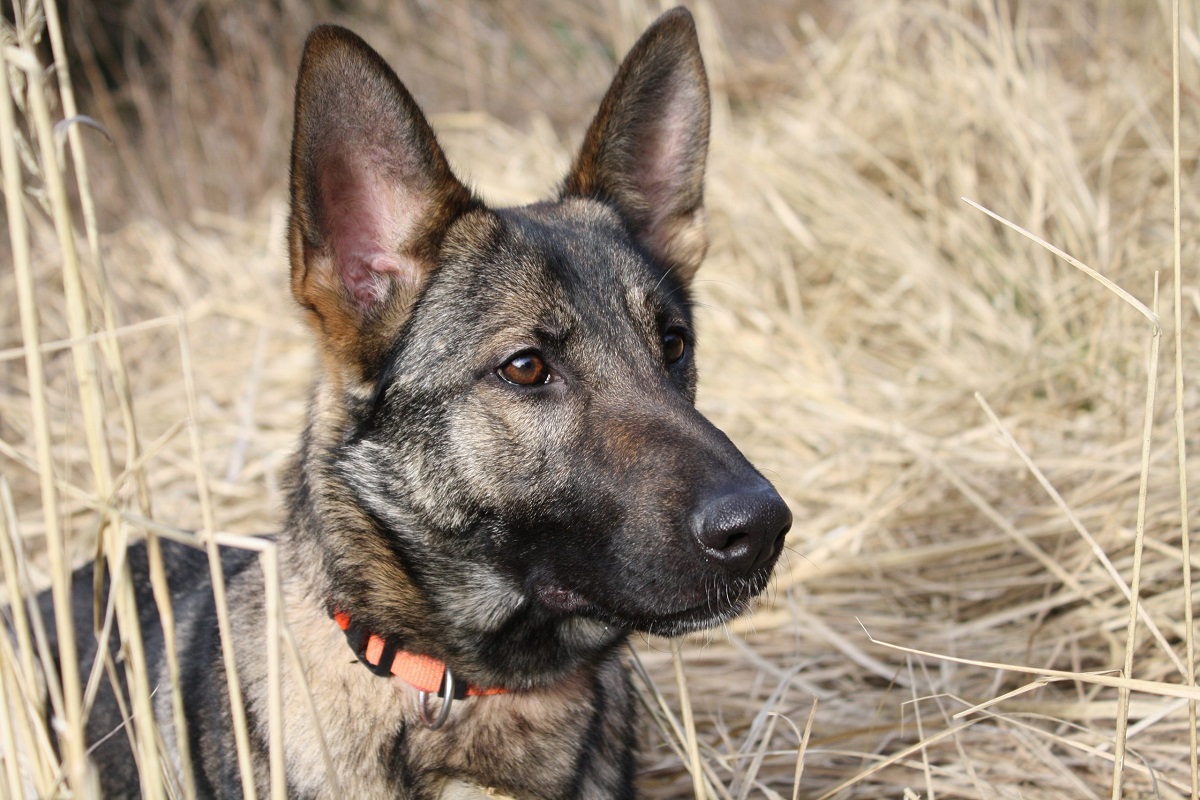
[417, 667, 455, 730]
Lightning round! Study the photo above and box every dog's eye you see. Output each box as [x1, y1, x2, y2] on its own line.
[499, 353, 551, 386]
[662, 330, 687, 365]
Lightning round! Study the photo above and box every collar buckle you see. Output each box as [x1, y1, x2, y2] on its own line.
[417, 667, 456, 729]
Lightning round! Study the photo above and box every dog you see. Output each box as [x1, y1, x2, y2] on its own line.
[31, 7, 790, 797]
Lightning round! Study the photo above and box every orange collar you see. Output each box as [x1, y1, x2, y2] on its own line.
[331, 607, 508, 699]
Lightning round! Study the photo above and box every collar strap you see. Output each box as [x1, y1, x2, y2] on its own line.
[332, 608, 507, 699]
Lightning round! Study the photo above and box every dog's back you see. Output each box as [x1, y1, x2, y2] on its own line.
[37, 542, 260, 796]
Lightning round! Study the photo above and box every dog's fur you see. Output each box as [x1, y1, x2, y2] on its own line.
[31, 8, 790, 797]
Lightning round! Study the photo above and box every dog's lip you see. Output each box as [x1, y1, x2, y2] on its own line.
[635, 596, 738, 628]
[533, 583, 596, 615]
[531, 577, 755, 630]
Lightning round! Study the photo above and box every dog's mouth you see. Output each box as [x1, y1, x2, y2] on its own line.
[532, 571, 770, 636]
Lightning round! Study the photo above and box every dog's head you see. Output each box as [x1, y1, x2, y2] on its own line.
[288, 8, 790, 686]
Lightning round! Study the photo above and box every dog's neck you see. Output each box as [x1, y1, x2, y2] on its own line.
[283, 405, 630, 692]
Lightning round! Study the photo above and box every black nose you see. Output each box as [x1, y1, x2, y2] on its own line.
[692, 484, 791, 574]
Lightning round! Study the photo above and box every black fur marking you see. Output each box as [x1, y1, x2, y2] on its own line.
[384, 721, 418, 792]
[567, 669, 609, 796]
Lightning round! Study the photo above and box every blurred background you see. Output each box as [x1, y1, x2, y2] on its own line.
[1, 0, 1197, 796]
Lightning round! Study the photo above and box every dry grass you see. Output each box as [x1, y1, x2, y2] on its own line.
[2, 0, 1198, 797]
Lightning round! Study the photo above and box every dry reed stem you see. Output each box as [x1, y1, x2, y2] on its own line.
[262, 544, 286, 800]
[812, 721, 982, 800]
[0, 642, 25, 797]
[0, 34, 88, 795]
[866, 631, 1200, 703]
[632, 651, 733, 798]
[0, 316, 179, 363]
[25, 32, 168, 797]
[1114, 275, 1161, 796]
[674, 647, 709, 799]
[178, 318, 259, 800]
[1170, 2, 1198, 797]
[961, 198, 1159, 332]
[734, 712, 778, 799]
[782, 701, 816, 800]
[18, 7, 175, 796]
[0, 479, 56, 795]
[40, 9, 182, 788]
[904, 659, 935, 799]
[974, 392, 1186, 677]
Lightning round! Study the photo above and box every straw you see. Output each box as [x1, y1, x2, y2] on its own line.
[1170, 2, 1198, 796]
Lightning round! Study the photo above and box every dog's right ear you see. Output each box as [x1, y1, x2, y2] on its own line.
[288, 25, 476, 381]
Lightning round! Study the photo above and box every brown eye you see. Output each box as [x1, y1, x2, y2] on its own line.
[499, 353, 550, 386]
[662, 330, 687, 364]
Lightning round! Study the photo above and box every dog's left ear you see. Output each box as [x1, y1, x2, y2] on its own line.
[288, 25, 477, 381]
[562, 7, 711, 284]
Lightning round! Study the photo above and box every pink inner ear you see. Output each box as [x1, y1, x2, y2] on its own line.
[318, 156, 423, 309]
[633, 76, 703, 232]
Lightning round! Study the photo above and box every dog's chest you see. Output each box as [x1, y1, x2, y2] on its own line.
[402, 676, 606, 796]
[269, 610, 623, 798]
[277, 685, 580, 798]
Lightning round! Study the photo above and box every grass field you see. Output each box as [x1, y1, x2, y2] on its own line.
[1, 0, 1197, 797]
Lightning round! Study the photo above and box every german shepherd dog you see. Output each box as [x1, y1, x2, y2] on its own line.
[33, 7, 790, 797]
